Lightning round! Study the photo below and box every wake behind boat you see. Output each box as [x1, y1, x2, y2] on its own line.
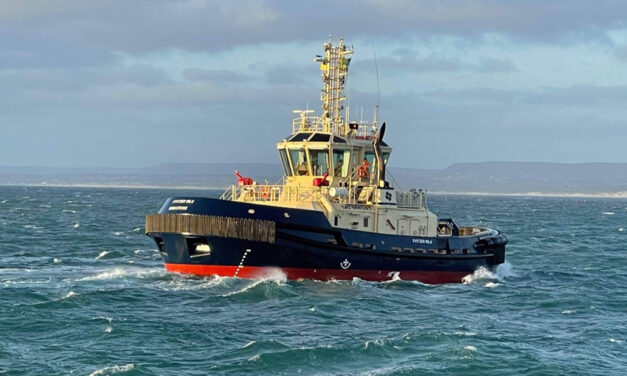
[145, 37, 507, 284]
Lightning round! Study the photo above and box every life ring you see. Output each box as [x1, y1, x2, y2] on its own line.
[260, 186, 270, 199]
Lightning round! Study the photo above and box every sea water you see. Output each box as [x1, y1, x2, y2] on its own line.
[0, 186, 625, 375]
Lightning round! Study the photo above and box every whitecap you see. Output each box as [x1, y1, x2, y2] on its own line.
[309, 307, 316, 312]
[363, 338, 386, 349]
[561, 310, 576, 314]
[104, 326, 112, 333]
[609, 338, 623, 343]
[0, 200, 7, 204]
[53, 258, 61, 264]
[92, 316, 114, 323]
[619, 228, 624, 232]
[454, 331, 477, 337]
[96, 251, 109, 260]
[73, 223, 80, 229]
[484, 282, 499, 288]
[64, 291, 76, 299]
[242, 341, 256, 348]
[89, 364, 134, 376]
[603, 212, 615, 215]
[62, 209, 76, 214]
[132, 227, 142, 232]
[463, 345, 477, 352]
[112, 232, 124, 236]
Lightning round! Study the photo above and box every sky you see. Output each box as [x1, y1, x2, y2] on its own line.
[1, 0, 627, 169]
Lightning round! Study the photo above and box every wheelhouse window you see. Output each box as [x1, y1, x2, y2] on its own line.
[289, 149, 309, 176]
[278, 149, 292, 176]
[364, 151, 390, 177]
[364, 151, 376, 177]
[309, 149, 329, 176]
[332, 149, 351, 177]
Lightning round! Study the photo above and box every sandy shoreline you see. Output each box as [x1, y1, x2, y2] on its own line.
[2, 183, 627, 199]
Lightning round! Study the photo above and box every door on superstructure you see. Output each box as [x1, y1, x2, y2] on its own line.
[397, 218, 409, 235]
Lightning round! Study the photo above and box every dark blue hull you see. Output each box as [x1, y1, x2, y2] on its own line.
[146, 197, 507, 283]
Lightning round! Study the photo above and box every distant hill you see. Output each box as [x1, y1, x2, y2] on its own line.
[1, 162, 626, 195]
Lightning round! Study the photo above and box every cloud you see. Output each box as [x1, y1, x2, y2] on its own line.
[354, 54, 517, 73]
[183, 68, 251, 83]
[1, 1, 626, 56]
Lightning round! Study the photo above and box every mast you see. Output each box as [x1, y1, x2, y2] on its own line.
[315, 36, 353, 135]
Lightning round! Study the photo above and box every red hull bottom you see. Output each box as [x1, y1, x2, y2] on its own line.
[164, 263, 470, 284]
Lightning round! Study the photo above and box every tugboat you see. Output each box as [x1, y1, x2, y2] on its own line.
[145, 37, 507, 284]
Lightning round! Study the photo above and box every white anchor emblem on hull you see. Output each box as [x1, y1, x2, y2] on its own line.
[340, 259, 351, 269]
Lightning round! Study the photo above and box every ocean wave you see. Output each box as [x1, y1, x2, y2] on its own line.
[77, 267, 163, 281]
[220, 272, 287, 297]
[95, 251, 109, 260]
[63, 291, 76, 299]
[603, 212, 615, 215]
[462, 267, 499, 284]
[89, 364, 134, 376]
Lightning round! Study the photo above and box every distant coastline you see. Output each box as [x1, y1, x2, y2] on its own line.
[2, 161, 626, 198]
[2, 183, 627, 199]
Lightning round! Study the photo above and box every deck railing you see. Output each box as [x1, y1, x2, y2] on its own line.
[291, 115, 376, 139]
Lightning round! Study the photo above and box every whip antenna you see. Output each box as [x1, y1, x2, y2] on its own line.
[372, 41, 380, 129]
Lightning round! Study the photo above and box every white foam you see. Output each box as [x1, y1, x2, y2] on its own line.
[112, 231, 124, 236]
[89, 364, 134, 376]
[383, 271, 402, 283]
[220, 270, 287, 297]
[64, 291, 76, 299]
[104, 326, 112, 333]
[62, 209, 76, 214]
[462, 267, 499, 284]
[0, 200, 7, 204]
[561, 310, 576, 314]
[92, 316, 114, 323]
[96, 251, 109, 260]
[619, 228, 624, 232]
[132, 227, 142, 232]
[609, 338, 623, 343]
[454, 331, 477, 337]
[73, 223, 80, 229]
[78, 267, 162, 281]
[463, 345, 477, 352]
[485, 282, 499, 288]
[496, 262, 515, 279]
[603, 212, 615, 215]
[53, 258, 61, 264]
[363, 338, 386, 349]
[242, 341, 256, 348]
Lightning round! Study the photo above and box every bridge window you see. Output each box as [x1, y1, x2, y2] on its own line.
[278, 149, 292, 176]
[332, 149, 351, 177]
[309, 149, 329, 176]
[289, 149, 309, 176]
